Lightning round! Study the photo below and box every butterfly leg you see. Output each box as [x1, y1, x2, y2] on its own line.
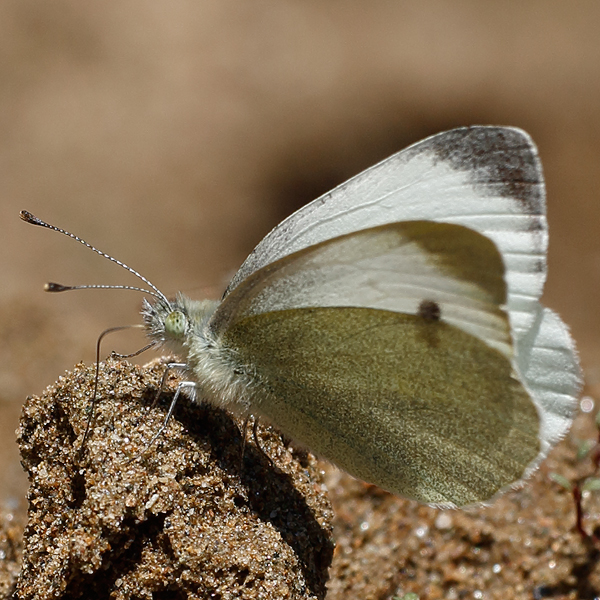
[240, 414, 251, 469]
[124, 377, 196, 464]
[239, 415, 275, 468]
[151, 362, 188, 408]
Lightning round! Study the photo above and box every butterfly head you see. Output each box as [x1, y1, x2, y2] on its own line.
[142, 293, 219, 356]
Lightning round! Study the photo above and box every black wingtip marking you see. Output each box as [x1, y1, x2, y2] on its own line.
[426, 127, 545, 217]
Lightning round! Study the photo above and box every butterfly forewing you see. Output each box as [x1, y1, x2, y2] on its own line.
[225, 127, 546, 341]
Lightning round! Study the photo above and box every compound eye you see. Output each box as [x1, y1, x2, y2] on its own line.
[164, 310, 187, 338]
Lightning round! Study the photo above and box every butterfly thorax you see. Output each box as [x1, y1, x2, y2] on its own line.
[142, 293, 255, 413]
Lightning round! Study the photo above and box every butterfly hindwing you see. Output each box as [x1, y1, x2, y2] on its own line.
[220, 306, 538, 506]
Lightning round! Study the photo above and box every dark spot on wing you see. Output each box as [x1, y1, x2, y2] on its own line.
[418, 299, 441, 322]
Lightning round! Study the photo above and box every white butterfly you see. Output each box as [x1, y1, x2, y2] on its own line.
[23, 126, 582, 507]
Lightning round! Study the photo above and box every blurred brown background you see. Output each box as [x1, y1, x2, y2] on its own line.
[1, 1, 599, 507]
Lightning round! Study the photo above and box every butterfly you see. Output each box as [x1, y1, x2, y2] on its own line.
[22, 126, 582, 507]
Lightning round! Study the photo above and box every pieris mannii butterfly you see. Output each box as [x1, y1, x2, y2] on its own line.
[22, 126, 581, 508]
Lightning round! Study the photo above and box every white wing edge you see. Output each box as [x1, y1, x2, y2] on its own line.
[518, 306, 582, 478]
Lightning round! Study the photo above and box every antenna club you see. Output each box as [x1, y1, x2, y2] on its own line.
[45, 282, 71, 292]
[20, 210, 44, 226]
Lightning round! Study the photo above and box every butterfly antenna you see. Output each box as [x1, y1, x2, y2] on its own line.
[20, 210, 169, 305]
